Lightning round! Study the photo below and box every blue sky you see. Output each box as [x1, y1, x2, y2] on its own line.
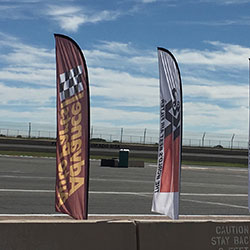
[0, 0, 250, 137]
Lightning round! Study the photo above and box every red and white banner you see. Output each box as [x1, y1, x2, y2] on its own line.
[152, 47, 182, 219]
[55, 34, 90, 220]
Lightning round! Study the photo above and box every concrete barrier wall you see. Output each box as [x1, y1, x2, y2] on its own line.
[1, 219, 250, 250]
[137, 220, 250, 250]
[0, 220, 137, 250]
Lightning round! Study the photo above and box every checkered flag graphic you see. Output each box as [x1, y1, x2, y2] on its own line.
[59, 65, 84, 102]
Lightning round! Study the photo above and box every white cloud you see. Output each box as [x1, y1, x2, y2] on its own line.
[88, 40, 250, 76]
[0, 33, 55, 87]
[86, 10, 120, 23]
[89, 67, 158, 107]
[182, 76, 223, 86]
[0, 107, 56, 125]
[46, 6, 84, 32]
[0, 82, 55, 105]
[198, 0, 250, 4]
[0, 4, 31, 19]
[128, 54, 157, 66]
[0, 2, 123, 32]
[141, 0, 157, 3]
[85, 43, 158, 75]
[183, 102, 248, 134]
[0, 67, 55, 87]
[94, 41, 137, 55]
[53, 16, 85, 33]
[84, 49, 120, 65]
[183, 83, 248, 102]
[3, 0, 42, 2]
[91, 107, 158, 127]
[139, 0, 177, 4]
[0, 32, 249, 137]
[174, 41, 250, 70]
[47, 5, 121, 32]
[179, 17, 250, 26]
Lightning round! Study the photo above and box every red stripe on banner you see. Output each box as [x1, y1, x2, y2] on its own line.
[160, 134, 180, 192]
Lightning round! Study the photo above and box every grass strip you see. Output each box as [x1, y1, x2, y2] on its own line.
[0, 151, 157, 163]
[0, 151, 56, 158]
[0, 151, 247, 168]
[182, 160, 247, 168]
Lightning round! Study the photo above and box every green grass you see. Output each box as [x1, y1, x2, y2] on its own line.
[182, 160, 247, 168]
[90, 155, 157, 163]
[0, 151, 56, 158]
[0, 151, 156, 162]
[0, 151, 247, 168]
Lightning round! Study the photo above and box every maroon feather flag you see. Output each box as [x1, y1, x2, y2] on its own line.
[55, 34, 90, 220]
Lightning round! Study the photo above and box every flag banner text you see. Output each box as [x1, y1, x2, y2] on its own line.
[152, 47, 182, 219]
[55, 34, 90, 220]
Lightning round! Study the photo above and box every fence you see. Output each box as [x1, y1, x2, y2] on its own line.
[0, 121, 56, 139]
[0, 122, 248, 149]
[90, 127, 248, 149]
[182, 132, 248, 149]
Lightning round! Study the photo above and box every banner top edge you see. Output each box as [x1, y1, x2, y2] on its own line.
[157, 47, 175, 58]
[54, 34, 88, 67]
[54, 34, 78, 46]
[157, 47, 181, 79]
[54, 33, 69, 39]
[158, 47, 168, 52]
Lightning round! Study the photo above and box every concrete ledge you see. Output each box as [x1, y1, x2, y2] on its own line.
[100, 159, 144, 168]
[128, 160, 144, 168]
[1, 215, 250, 249]
[100, 158, 118, 167]
[137, 220, 250, 250]
[0, 219, 137, 250]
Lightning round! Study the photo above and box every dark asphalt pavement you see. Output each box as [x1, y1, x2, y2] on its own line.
[0, 155, 249, 216]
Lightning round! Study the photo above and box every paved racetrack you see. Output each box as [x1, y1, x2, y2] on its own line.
[0, 155, 249, 216]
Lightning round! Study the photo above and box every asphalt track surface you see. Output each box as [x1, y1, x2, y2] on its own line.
[0, 155, 249, 216]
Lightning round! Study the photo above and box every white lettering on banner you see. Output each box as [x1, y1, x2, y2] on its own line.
[154, 99, 165, 192]
[210, 225, 250, 250]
